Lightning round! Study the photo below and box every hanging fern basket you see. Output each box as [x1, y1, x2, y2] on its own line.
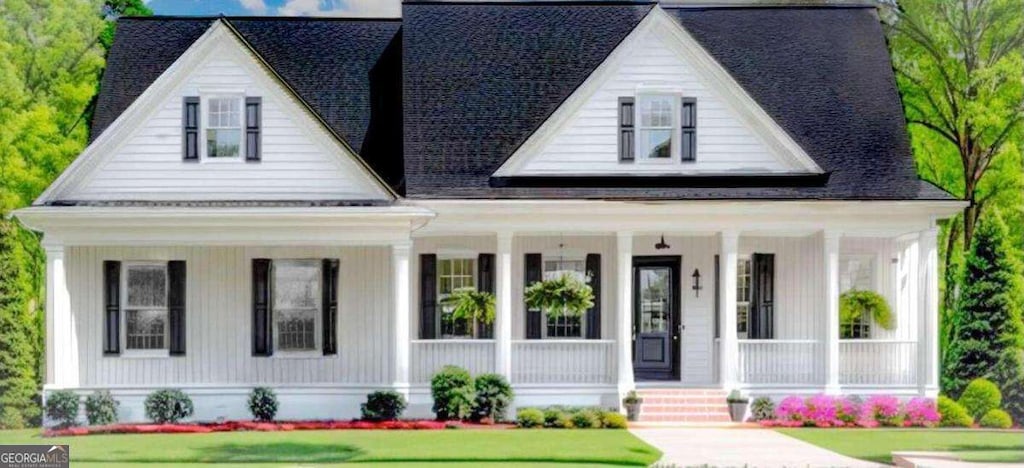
[839, 289, 894, 330]
[524, 273, 595, 318]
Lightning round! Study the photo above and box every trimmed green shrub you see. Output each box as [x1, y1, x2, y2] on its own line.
[992, 348, 1024, 425]
[750, 397, 775, 422]
[958, 378, 1002, 420]
[248, 387, 278, 422]
[361, 390, 407, 421]
[144, 389, 193, 424]
[601, 411, 628, 429]
[430, 366, 475, 420]
[570, 409, 601, 429]
[543, 407, 573, 428]
[472, 373, 513, 422]
[979, 409, 1013, 429]
[84, 391, 118, 426]
[937, 396, 974, 427]
[515, 407, 544, 428]
[45, 390, 79, 428]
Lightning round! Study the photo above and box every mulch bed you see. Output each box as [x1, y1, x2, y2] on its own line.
[44, 419, 514, 437]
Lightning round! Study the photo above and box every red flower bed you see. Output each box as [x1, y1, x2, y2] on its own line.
[43, 419, 455, 437]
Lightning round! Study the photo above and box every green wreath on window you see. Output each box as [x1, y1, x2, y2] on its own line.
[839, 289, 894, 331]
[440, 289, 496, 325]
[524, 273, 595, 318]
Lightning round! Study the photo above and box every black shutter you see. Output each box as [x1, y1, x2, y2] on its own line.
[585, 254, 601, 339]
[681, 97, 697, 162]
[103, 261, 121, 355]
[419, 254, 437, 339]
[252, 259, 273, 356]
[713, 254, 720, 339]
[750, 253, 775, 339]
[168, 261, 186, 356]
[182, 97, 199, 161]
[245, 97, 261, 162]
[618, 97, 635, 162]
[525, 253, 543, 339]
[322, 259, 339, 355]
[477, 254, 495, 339]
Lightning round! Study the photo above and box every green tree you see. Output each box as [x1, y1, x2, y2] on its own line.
[943, 212, 1024, 397]
[0, 221, 40, 428]
[100, 0, 152, 51]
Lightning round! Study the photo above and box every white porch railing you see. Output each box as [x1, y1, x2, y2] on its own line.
[738, 339, 823, 385]
[512, 340, 616, 385]
[410, 340, 496, 384]
[840, 340, 917, 386]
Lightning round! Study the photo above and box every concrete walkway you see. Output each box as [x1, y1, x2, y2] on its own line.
[630, 427, 881, 467]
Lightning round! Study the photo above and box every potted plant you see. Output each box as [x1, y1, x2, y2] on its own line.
[622, 390, 642, 421]
[440, 288, 496, 326]
[524, 273, 595, 320]
[726, 390, 749, 422]
[839, 289, 894, 334]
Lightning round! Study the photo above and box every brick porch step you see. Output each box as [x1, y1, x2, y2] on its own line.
[632, 388, 732, 424]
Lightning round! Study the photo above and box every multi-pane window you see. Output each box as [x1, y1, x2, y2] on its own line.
[206, 97, 242, 158]
[543, 258, 586, 338]
[840, 255, 876, 339]
[438, 258, 476, 338]
[273, 260, 321, 352]
[736, 257, 752, 338]
[636, 94, 675, 160]
[124, 264, 168, 350]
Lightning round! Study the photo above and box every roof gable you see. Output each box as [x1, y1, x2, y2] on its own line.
[494, 7, 822, 177]
[37, 20, 394, 204]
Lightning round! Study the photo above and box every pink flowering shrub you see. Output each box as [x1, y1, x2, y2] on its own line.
[860, 395, 903, 427]
[835, 397, 859, 425]
[903, 398, 940, 427]
[775, 396, 808, 424]
[804, 395, 841, 427]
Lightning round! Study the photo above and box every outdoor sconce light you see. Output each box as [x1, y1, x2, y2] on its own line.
[691, 269, 702, 297]
[655, 234, 670, 250]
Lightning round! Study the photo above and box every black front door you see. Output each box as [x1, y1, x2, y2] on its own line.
[632, 256, 681, 381]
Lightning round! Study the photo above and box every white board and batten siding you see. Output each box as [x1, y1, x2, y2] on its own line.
[67, 246, 393, 388]
[59, 32, 388, 202]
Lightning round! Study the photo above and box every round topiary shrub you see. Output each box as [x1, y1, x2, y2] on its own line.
[570, 409, 601, 429]
[516, 407, 544, 428]
[144, 389, 193, 424]
[937, 396, 974, 427]
[958, 378, 1001, 420]
[361, 390, 407, 421]
[84, 390, 119, 426]
[45, 390, 80, 428]
[601, 411, 628, 429]
[248, 387, 278, 422]
[543, 407, 573, 428]
[750, 397, 775, 422]
[472, 373, 513, 422]
[430, 366, 475, 421]
[979, 409, 1013, 429]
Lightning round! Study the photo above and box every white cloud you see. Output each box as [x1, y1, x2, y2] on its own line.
[278, 0, 400, 18]
[238, 0, 268, 14]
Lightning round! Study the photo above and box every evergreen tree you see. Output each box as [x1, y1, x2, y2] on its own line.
[943, 212, 1024, 398]
[0, 220, 40, 428]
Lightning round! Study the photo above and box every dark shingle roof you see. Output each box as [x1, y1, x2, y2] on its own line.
[91, 16, 403, 190]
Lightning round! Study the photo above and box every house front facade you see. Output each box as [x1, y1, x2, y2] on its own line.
[15, 2, 963, 422]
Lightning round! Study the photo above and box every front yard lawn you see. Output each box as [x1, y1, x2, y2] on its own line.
[0, 428, 661, 466]
[777, 428, 1024, 464]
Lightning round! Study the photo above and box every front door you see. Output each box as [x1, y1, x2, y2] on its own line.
[632, 256, 681, 381]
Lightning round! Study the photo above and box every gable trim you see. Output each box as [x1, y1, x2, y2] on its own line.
[36, 19, 397, 205]
[492, 5, 824, 177]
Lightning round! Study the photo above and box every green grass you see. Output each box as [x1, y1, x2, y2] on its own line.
[777, 428, 1024, 464]
[0, 428, 661, 467]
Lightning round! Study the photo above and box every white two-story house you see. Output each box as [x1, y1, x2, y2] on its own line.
[15, 1, 963, 422]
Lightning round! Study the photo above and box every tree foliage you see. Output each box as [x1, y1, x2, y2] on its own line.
[0, 220, 40, 428]
[100, 0, 152, 51]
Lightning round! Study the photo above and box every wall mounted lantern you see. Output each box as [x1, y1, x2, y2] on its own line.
[691, 269, 702, 297]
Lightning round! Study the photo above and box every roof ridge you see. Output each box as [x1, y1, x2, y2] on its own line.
[404, 1, 657, 6]
[120, 15, 402, 22]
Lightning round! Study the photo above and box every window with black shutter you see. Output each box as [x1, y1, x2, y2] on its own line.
[681, 97, 697, 162]
[618, 97, 635, 162]
[182, 97, 200, 161]
[245, 97, 262, 162]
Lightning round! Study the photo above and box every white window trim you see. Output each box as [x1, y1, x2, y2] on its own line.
[436, 253, 479, 340]
[634, 92, 681, 164]
[271, 259, 322, 356]
[121, 261, 170, 358]
[199, 92, 246, 163]
[736, 255, 751, 340]
[541, 253, 588, 339]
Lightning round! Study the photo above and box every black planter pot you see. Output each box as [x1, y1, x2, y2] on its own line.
[728, 401, 748, 422]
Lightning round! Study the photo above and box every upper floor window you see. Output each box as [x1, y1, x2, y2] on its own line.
[206, 97, 243, 158]
[619, 94, 697, 163]
[637, 94, 675, 160]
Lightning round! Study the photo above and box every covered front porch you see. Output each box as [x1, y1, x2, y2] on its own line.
[403, 200, 943, 403]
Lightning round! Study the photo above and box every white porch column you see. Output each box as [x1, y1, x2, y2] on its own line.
[392, 241, 412, 391]
[616, 232, 634, 396]
[919, 227, 940, 396]
[44, 241, 75, 387]
[495, 232, 513, 380]
[823, 231, 841, 394]
[718, 231, 739, 388]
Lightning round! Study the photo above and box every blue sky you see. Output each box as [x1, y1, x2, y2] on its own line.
[147, 0, 402, 17]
